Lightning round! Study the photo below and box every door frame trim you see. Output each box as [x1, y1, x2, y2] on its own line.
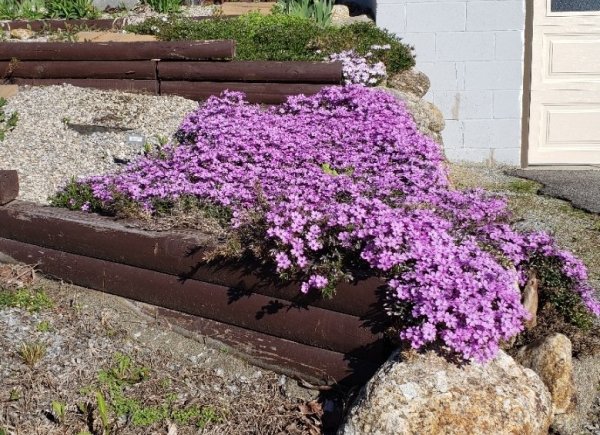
[521, 0, 534, 168]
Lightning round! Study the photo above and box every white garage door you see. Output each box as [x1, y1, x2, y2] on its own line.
[528, 0, 600, 165]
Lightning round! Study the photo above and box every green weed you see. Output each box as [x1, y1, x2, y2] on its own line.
[143, 0, 181, 14]
[36, 320, 52, 332]
[0, 97, 18, 141]
[95, 391, 110, 434]
[51, 400, 67, 423]
[89, 353, 224, 429]
[505, 179, 540, 194]
[532, 254, 596, 330]
[0, 287, 53, 312]
[9, 388, 21, 401]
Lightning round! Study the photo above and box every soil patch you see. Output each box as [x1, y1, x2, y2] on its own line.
[0, 263, 334, 434]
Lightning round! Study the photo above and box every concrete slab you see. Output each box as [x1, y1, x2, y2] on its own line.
[0, 85, 18, 99]
[75, 31, 157, 42]
[508, 169, 600, 214]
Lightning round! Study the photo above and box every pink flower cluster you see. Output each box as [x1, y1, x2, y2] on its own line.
[326, 50, 387, 86]
[63, 85, 599, 362]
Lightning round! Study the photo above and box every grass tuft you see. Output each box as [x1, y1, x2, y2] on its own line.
[18, 341, 46, 367]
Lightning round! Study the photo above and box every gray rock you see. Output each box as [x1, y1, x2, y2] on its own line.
[379, 87, 445, 143]
[516, 333, 575, 414]
[339, 349, 553, 435]
[10, 28, 34, 40]
[331, 4, 350, 20]
[92, 0, 139, 11]
[387, 69, 431, 99]
[332, 14, 374, 26]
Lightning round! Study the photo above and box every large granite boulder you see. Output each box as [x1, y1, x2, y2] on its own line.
[339, 349, 553, 435]
[380, 87, 445, 143]
[387, 69, 431, 99]
[516, 333, 575, 414]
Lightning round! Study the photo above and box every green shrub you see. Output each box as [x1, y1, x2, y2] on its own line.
[532, 254, 596, 330]
[0, 0, 46, 20]
[277, 0, 333, 27]
[143, 0, 181, 14]
[128, 13, 415, 74]
[45, 0, 99, 19]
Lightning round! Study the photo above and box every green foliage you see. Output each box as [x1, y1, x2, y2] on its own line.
[532, 255, 596, 330]
[0, 97, 18, 141]
[91, 353, 222, 429]
[49, 177, 102, 211]
[506, 179, 539, 194]
[143, 0, 181, 14]
[95, 391, 110, 434]
[98, 352, 149, 386]
[51, 400, 67, 423]
[278, 0, 333, 27]
[36, 320, 52, 332]
[45, 0, 99, 19]
[0, 0, 46, 19]
[9, 388, 21, 401]
[127, 13, 415, 74]
[312, 21, 416, 74]
[0, 287, 53, 312]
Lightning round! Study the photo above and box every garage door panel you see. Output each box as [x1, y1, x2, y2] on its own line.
[528, 0, 600, 165]
[529, 91, 600, 164]
[545, 107, 600, 146]
[546, 34, 600, 80]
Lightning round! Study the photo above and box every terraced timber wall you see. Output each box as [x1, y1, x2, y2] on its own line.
[0, 171, 391, 385]
[0, 41, 343, 104]
[0, 15, 227, 32]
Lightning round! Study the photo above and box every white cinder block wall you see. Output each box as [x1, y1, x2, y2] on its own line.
[376, 0, 526, 165]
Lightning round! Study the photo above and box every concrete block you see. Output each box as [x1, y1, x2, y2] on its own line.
[463, 119, 494, 149]
[419, 61, 461, 91]
[464, 60, 523, 90]
[376, 3, 407, 34]
[492, 148, 521, 165]
[441, 119, 464, 148]
[434, 90, 493, 119]
[492, 119, 522, 148]
[0, 170, 18, 205]
[495, 31, 524, 60]
[493, 90, 522, 119]
[406, 2, 466, 32]
[444, 147, 492, 163]
[467, 1, 525, 31]
[436, 31, 495, 61]
[463, 118, 522, 150]
[404, 32, 436, 62]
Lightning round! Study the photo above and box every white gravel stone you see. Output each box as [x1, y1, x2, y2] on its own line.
[0, 84, 198, 203]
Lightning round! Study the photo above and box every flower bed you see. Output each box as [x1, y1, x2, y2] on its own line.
[0, 199, 388, 384]
[50, 85, 600, 364]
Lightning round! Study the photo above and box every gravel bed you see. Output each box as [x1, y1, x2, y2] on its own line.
[0, 84, 198, 204]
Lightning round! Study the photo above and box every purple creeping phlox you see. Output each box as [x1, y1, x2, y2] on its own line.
[63, 85, 600, 362]
[326, 50, 387, 86]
